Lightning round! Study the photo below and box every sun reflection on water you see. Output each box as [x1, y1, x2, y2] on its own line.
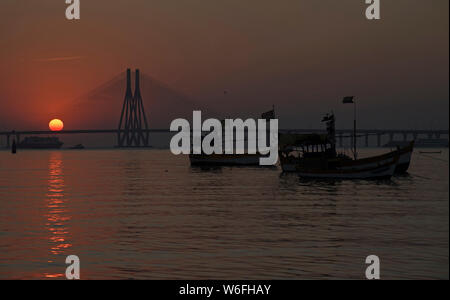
[43, 152, 72, 279]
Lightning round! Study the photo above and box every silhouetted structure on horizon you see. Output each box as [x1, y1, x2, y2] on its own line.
[117, 69, 150, 147]
[0, 69, 448, 148]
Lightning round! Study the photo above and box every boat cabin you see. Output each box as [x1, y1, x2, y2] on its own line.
[279, 133, 336, 159]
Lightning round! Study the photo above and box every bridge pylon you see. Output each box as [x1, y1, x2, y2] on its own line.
[118, 69, 150, 147]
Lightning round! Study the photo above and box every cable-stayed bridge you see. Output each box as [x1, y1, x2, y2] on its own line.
[0, 69, 448, 148]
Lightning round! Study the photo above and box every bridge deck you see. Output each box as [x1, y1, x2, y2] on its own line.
[0, 129, 448, 135]
[0, 129, 170, 135]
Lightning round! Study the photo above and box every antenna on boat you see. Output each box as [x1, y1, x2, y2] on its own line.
[343, 96, 357, 160]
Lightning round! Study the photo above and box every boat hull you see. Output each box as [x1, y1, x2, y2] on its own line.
[283, 158, 398, 179]
[279, 144, 406, 179]
[189, 153, 263, 166]
[396, 148, 413, 173]
[336, 141, 414, 174]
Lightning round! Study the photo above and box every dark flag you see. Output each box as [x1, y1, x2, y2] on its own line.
[322, 114, 331, 122]
[343, 96, 354, 104]
[261, 108, 275, 120]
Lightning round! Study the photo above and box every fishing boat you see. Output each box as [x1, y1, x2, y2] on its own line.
[279, 134, 399, 179]
[279, 112, 403, 179]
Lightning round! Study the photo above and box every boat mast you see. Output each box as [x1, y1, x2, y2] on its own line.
[343, 96, 357, 160]
[353, 100, 357, 160]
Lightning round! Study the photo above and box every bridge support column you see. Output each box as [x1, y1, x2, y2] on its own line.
[118, 69, 150, 147]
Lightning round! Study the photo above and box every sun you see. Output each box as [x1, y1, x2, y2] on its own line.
[49, 119, 64, 131]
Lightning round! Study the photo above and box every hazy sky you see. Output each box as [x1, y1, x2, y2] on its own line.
[0, 0, 448, 130]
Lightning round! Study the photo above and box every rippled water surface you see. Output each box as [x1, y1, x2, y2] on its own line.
[0, 149, 448, 279]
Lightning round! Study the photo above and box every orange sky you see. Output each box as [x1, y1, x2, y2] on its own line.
[0, 0, 448, 130]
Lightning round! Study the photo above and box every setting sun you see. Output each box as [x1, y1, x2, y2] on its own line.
[49, 119, 64, 131]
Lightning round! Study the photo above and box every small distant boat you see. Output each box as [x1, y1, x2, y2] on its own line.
[385, 139, 448, 148]
[419, 150, 442, 154]
[416, 139, 448, 148]
[69, 144, 85, 149]
[18, 136, 63, 149]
